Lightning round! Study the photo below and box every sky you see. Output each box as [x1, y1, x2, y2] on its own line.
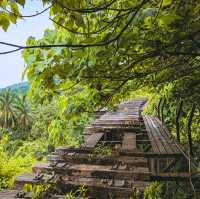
[0, 1, 53, 88]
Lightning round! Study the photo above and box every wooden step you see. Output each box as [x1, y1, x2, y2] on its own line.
[32, 162, 52, 174]
[61, 153, 148, 167]
[48, 151, 149, 167]
[56, 164, 150, 181]
[14, 173, 42, 189]
[55, 147, 93, 155]
[32, 163, 150, 181]
[33, 157, 149, 175]
[14, 173, 148, 197]
[0, 190, 90, 199]
[0, 190, 23, 199]
[59, 176, 149, 198]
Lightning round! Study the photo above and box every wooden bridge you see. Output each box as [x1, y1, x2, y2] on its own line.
[0, 99, 199, 198]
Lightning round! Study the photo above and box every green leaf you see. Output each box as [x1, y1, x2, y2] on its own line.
[9, 13, 17, 24]
[17, 0, 25, 6]
[158, 13, 180, 27]
[0, 0, 7, 8]
[0, 11, 10, 31]
[10, 2, 20, 15]
[162, 0, 172, 7]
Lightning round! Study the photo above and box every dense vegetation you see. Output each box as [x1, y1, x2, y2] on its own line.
[0, 88, 93, 190]
[0, 0, 199, 198]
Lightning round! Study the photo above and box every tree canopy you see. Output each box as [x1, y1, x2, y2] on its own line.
[0, 0, 199, 107]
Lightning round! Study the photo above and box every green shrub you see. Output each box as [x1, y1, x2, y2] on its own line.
[144, 182, 163, 199]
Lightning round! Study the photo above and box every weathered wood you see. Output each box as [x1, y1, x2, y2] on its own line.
[119, 150, 182, 158]
[82, 132, 104, 148]
[62, 154, 148, 167]
[151, 172, 200, 181]
[122, 132, 137, 151]
[14, 173, 43, 189]
[143, 115, 182, 156]
[55, 147, 93, 155]
[59, 176, 148, 197]
[154, 117, 198, 171]
[0, 190, 26, 199]
[85, 126, 145, 133]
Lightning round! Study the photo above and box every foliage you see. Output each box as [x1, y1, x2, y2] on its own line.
[144, 182, 163, 199]
[64, 186, 88, 199]
[93, 142, 113, 156]
[0, 87, 92, 190]
[0, 89, 17, 128]
[0, 134, 35, 190]
[23, 183, 54, 199]
[0, 89, 32, 133]
[23, 184, 88, 199]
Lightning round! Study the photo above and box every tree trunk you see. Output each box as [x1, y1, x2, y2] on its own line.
[187, 103, 196, 157]
[157, 98, 162, 120]
[175, 100, 183, 143]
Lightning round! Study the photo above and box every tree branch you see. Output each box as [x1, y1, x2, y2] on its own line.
[0, 0, 148, 55]
[54, 0, 132, 13]
[0, 5, 51, 18]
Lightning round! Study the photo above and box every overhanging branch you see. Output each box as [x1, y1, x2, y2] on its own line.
[0, 0, 147, 55]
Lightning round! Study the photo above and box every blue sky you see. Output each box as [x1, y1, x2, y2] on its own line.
[0, 1, 53, 88]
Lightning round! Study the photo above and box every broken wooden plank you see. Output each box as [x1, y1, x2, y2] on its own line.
[82, 132, 104, 148]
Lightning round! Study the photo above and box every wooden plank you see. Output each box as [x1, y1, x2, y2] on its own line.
[46, 154, 149, 167]
[149, 116, 175, 154]
[143, 116, 161, 154]
[151, 172, 200, 181]
[147, 116, 172, 154]
[122, 133, 137, 151]
[143, 115, 182, 155]
[82, 132, 104, 148]
[155, 117, 198, 170]
[119, 150, 182, 158]
[85, 126, 144, 132]
[14, 173, 42, 189]
[60, 176, 149, 194]
[153, 117, 181, 153]
[60, 176, 149, 189]
[55, 147, 92, 155]
[52, 164, 150, 181]
[0, 190, 23, 199]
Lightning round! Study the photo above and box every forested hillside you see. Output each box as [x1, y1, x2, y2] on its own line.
[0, 82, 29, 95]
[0, 0, 199, 198]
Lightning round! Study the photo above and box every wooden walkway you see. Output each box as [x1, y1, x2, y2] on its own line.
[0, 98, 199, 198]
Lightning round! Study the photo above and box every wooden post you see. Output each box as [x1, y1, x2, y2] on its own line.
[187, 104, 197, 198]
[161, 98, 166, 123]
[187, 103, 196, 157]
[157, 98, 162, 120]
[175, 100, 183, 143]
[150, 159, 156, 173]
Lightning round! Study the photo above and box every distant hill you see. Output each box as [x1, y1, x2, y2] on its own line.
[0, 82, 29, 95]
